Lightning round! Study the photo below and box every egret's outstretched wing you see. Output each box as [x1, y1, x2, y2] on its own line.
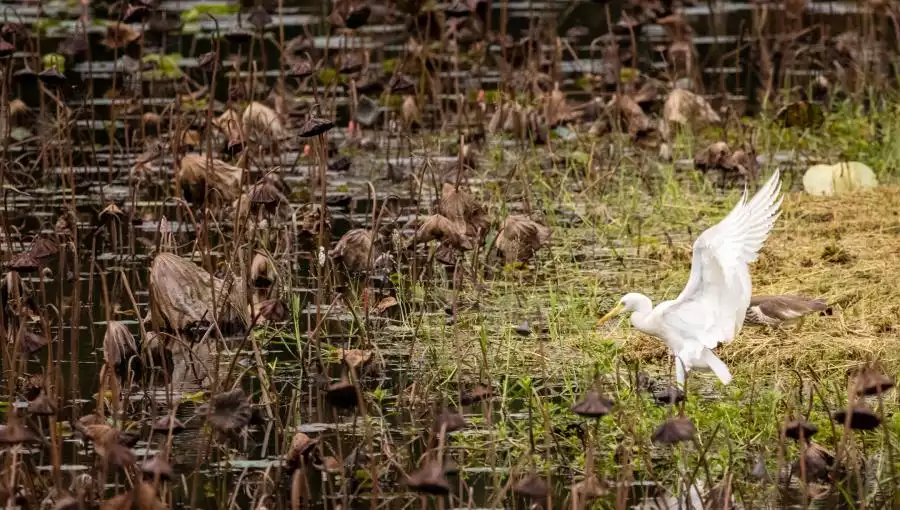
[663, 170, 783, 349]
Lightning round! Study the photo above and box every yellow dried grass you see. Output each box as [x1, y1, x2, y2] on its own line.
[625, 187, 900, 377]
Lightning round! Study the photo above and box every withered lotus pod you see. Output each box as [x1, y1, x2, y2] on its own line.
[256, 299, 287, 322]
[27, 392, 57, 416]
[197, 388, 253, 434]
[652, 417, 696, 445]
[571, 391, 613, 418]
[338, 53, 365, 74]
[8, 252, 41, 272]
[652, 385, 685, 406]
[298, 115, 335, 138]
[100, 202, 125, 221]
[122, 4, 150, 23]
[326, 378, 359, 409]
[178, 154, 243, 203]
[433, 409, 467, 433]
[247, 180, 284, 215]
[288, 60, 314, 79]
[20, 330, 49, 357]
[355, 71, 384, 95]
[149, 252, 248, 334]
[328, 156, 352, 172]
[247, 6, 271, 29]
[103, 320, 138, 367]
[0, 39, 14, 58]
[224, 27, 254, 45]
[793, 443, 834, 482]
[344, 4, 371, 29]
[2, 23, 29, 38]
[496, 215, 552, 263]
[37, 68, 68, 88]
[388, 73, 416, 94]
[0, 421, 40, 444]
[139, 455, 174, 481]
[410, 214, 473, 251]
[30, 237, 59, 260]
[460, 384, 493, 405]
[833, 406, 881, 430]
[784, 419, 818, 442]
[286, 432, 318, 469]
[406, 459, 451, 495]
[852, 366, 895, 396]
[14, 66, 37, 83]
[150, 415, 185, 433]
[513, 473, 550, 500]
[329, 229, 376, 274]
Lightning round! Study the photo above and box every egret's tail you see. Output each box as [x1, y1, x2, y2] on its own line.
[702, 349, 733, 385]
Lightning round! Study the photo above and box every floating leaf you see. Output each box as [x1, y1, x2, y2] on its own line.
[802, 161, 878, 196]
[181, 3, 240, 22]
[180, 391, 206, 404]
[41, 53, 65, 73]
[142, 53, 184, 80]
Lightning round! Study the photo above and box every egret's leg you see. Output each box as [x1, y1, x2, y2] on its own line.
[793, 316, 806, 333]
[675, 358, 686, 388]
[702, 349, 733, 385]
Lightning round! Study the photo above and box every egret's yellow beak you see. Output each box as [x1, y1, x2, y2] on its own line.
[597, 302, 625, 326]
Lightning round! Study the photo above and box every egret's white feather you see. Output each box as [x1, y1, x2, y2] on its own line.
[663, 170, 782, 350]
[613, 171, 783, 386]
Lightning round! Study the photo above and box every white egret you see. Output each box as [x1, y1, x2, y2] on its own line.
[598, 170, 783, 386]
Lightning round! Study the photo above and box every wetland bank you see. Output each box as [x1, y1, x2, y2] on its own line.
[2, 0, 900, 507]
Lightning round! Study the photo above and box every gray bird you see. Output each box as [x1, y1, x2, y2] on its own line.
[744, 295, 828, 329]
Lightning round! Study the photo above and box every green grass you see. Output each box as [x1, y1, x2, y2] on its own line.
[359, 100, 900, 506]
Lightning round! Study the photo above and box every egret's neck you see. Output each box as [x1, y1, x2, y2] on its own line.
[628, 294, 655, 333]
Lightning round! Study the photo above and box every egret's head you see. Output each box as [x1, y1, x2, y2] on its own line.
[598, 293, 649, 326]
[619, 293, 648, 312]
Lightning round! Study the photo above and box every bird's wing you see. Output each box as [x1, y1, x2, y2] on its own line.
[662, 170, 783, 349]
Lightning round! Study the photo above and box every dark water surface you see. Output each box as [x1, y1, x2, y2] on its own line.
[0, 0, 877, 507]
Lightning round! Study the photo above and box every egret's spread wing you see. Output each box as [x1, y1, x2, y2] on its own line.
[663, 171, 783, 348]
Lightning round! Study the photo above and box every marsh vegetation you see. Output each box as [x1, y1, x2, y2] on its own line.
[1, 0, 900, 508]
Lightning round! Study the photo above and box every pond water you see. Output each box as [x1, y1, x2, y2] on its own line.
[0, 0, 881, 507]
